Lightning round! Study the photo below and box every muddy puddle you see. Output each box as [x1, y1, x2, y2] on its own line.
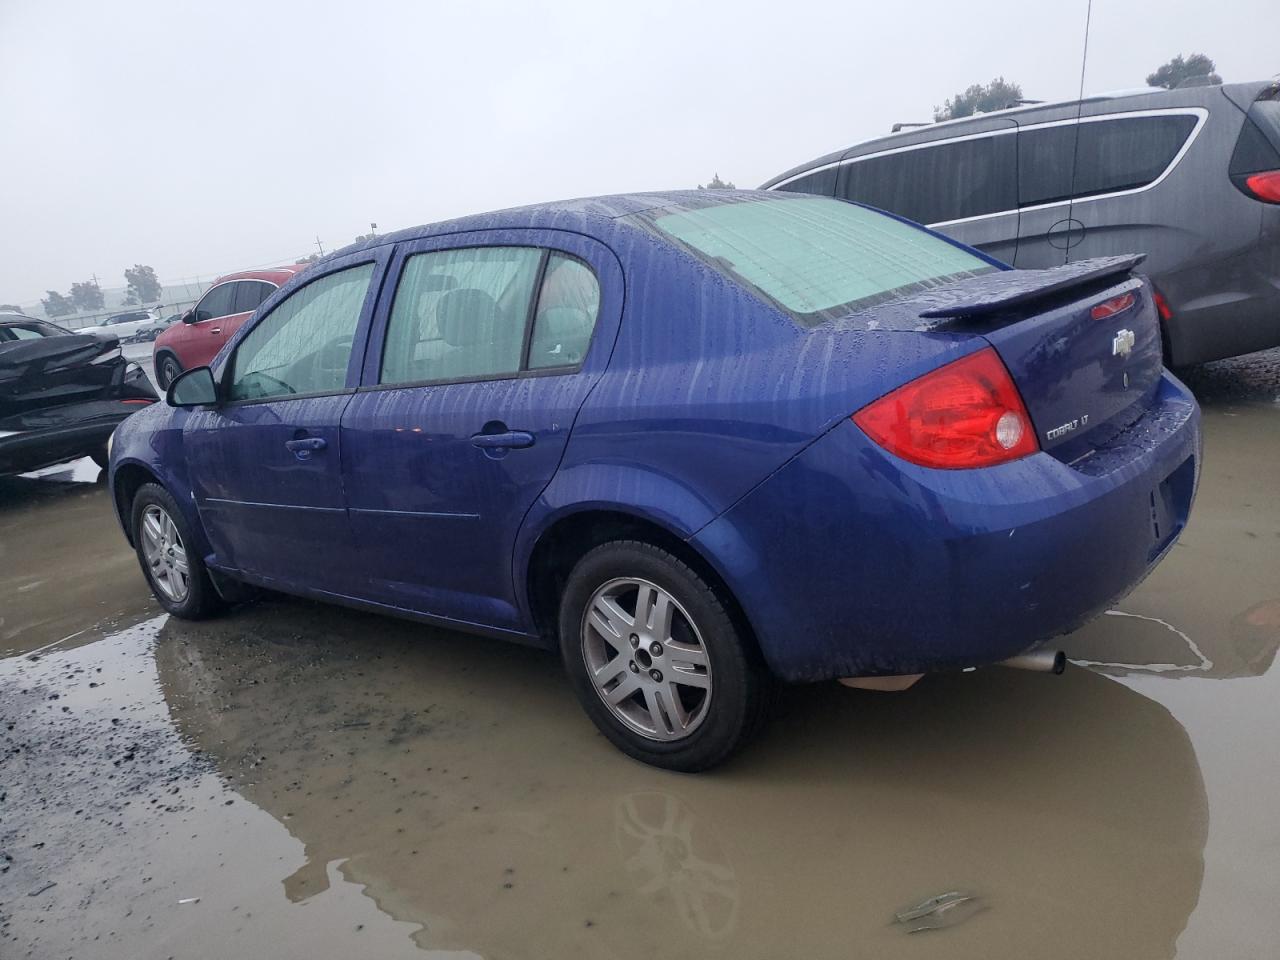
[2, 366, 1278, 958]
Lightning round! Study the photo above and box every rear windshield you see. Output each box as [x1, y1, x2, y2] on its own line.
[636, 196, 996, 325]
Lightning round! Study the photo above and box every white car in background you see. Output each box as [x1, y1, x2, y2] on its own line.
[80, 310, 169, 343]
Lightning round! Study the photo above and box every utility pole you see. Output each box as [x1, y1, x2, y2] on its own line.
[314, 236, 326, 257]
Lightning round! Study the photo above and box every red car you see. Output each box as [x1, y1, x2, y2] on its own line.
[152, 266, 305, 388]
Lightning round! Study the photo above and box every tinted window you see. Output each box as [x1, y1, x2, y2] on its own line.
[232, 280, 274, 314]
[774, 165, 839, 197]
[228, 263, 374, 401]
[1230, 99, 1280, 175]
[1018, 114, 1198, 206]
[840, 134, 1017, 224]
[642, 195, 994, 325]
[3, 321, 61, 339]
[380, 247, 541, 385]
[194, 283, 237, 322]
[527, 254, 600, 369]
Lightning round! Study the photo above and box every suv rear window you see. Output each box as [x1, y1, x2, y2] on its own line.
[1230, 95, 1280, 175]
[638, 195, 995, 325]
[1018, 114, 1198, 206]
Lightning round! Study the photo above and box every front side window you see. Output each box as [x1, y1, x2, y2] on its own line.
[638, 195, 995, 325]
[194, 283, 237, 322]
[227, 263, 374, 401]
[380, 247, 542, 385]
[1018, 114, 1198, 206]
[527, 254, 600, 369]
[840, 134, 1018, 224]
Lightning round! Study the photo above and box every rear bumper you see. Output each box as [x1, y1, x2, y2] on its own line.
[692, 372, 1201, 682]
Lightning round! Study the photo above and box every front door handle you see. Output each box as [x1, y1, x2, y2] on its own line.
[210, 327, 221, 334]
[470, 430, 535, 450]
[285, 437, 327, 461]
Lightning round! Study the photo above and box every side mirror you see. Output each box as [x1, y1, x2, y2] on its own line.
[167, 366, 219, 408]
[181, 309, 197, 324]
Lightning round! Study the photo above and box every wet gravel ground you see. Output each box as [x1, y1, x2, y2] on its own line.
[1, 348, 1278, 959]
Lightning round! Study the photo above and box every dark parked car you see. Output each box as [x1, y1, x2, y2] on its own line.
[108, 192, 1199, 770]
[764, 80, 1280, 366]
[0, 313, 158, 475]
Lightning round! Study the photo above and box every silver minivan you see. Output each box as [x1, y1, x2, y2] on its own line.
[764, 81, 1280, 366]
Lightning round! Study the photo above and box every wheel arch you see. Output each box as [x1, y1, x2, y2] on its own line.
[111, 460, 162, 546]
[522, 507, 765, 669]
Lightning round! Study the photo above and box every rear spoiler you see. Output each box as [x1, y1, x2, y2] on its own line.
[918, 255, 1146, 319]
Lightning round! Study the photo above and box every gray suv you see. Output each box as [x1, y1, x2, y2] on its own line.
[764, 80, 1280, 366]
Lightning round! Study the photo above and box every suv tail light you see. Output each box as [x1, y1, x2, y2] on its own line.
[1241, 170, 1280, 203]
[853, 347, 1039, 469]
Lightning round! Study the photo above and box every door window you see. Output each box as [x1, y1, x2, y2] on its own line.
[527, 254, 600, 369]
[232, 280, 275, 314]
[840, 134, 1017, 224]
[194, 283, 237, 322]
[380, 246, 542, 385]
[1018, 114, 1198, 206]
[227, 262, 374, 401]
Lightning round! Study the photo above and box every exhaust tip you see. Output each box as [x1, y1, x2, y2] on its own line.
[998, 649, 1067, 674]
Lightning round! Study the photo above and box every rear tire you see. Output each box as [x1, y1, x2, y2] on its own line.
[130, 482, 224, 620]
[156, 354, 182, 390]
[558, 540, 771, 771]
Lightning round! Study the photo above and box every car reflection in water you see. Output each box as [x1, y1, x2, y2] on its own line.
[154, 597, 1207, 960]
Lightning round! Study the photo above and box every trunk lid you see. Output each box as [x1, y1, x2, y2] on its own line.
[838, 256, 1164, 463]
[0, 334, 124, 420]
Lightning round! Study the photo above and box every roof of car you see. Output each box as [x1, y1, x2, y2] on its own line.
[212, 265, 308, 286]
[760, 78, 1278, 189]
[319, 190, 778, 265]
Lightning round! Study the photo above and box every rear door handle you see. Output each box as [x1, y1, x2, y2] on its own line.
[470, 430, 535, 449]
[285, 437, 327, 460]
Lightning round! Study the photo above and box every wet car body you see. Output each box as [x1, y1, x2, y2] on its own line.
[108, 192, 1199, 766]
[0, 315, 158, 475]
[110, 191, 1199, 673]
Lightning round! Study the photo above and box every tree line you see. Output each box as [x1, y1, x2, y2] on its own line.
[34, 265, 164, 319]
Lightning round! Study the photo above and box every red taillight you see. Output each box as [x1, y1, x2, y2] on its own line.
[1152, 289, 1173, 322]
[852, 347, 1040, 469]
[1243, 170, 1280, 203]
[1090, 291, 1137, 321]
[121, 398, 154, 404]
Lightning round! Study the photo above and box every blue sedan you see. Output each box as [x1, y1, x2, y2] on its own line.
[108, 191, 1200, 770]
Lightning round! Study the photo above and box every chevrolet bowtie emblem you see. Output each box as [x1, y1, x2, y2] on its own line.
[1112, 328, 1136, 358]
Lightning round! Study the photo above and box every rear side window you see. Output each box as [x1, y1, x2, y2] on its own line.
[640, 195, 995, 325]
[1018, 114, 1198, 206]
[527, 254, 600, 369]
[1230, 97, 1280, 175]
[228, 263, 374, 401]
[194, 283, 237, 322]
[839, 134, 1017, 224]
[774, 165, 839, 197]
[380, 247, 542, 385]
[232, 280, 274, 314]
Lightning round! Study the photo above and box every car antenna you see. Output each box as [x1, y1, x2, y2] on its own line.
[1064, 0, 1093, 264]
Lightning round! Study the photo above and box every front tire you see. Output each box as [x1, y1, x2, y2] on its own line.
[130, 482, 224, 620]
[156, 354, 182, 390]
[558, 540, 771, 771]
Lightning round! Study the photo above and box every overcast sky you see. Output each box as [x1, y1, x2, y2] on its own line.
[1, 0, 1275, 305]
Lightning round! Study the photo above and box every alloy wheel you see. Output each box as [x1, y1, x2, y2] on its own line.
[140, 504, 190, 603]
[581, 577, 713, 741]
